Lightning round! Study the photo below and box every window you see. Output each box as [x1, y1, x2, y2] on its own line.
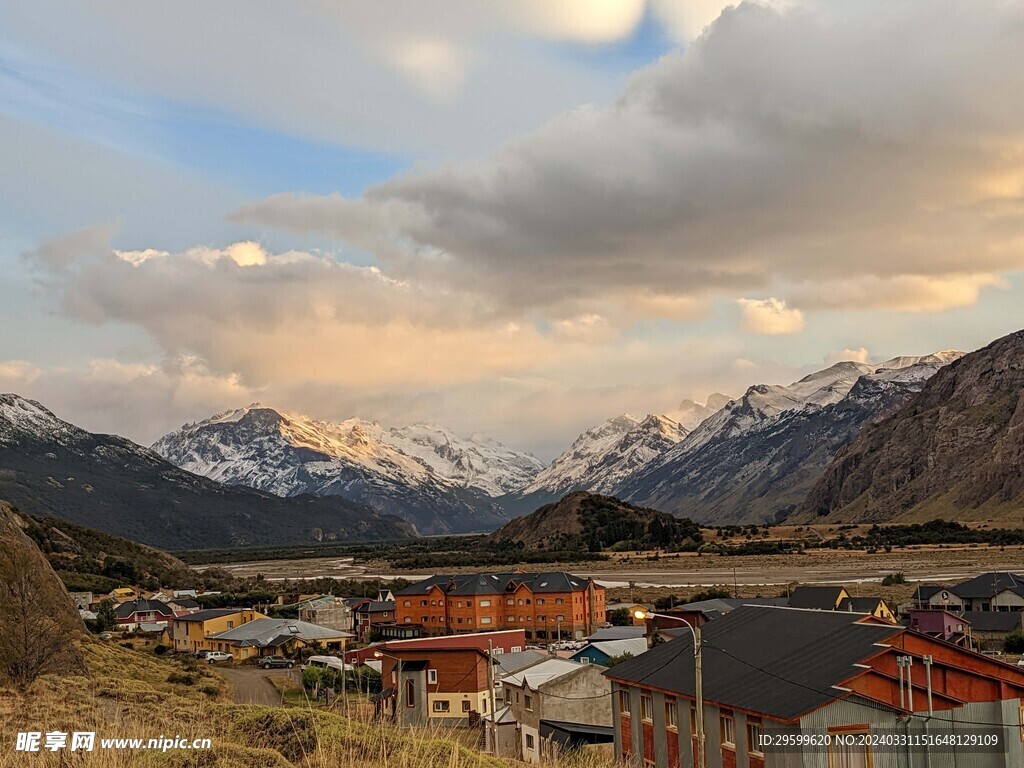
[507, 615, 515, 622]
[421, 616, 428, 622]
[556, 598, 564, 605]
[640, 694, 653, 722]
[827, 728, 872, 768]
[421, 600, 428, 606]
[537, 615, 546, 622]
[493, 647, 504, 654]
[537, 598, 545, 605]
[665, 698, 678, 730]
[581, 657, 591, 664]
[433, 700, 450, 713]
[227, 621, 234, 629]
[556, 614, 565, 622]
[404, 617, 411, 623]
[747, 718, 764, 756]
[525, 734, 535, 750]
[428, 669, 438, 685]
[511, 646, 521, 652]
[405, 679, 415, 707]
[462, 701, 471, 713]
[518, 599, 524, 605]
[719, 711, 735, 748]
[525, 695, 534, 711]
[506, 598, 514, 606]
[403, 600, 411, 607]
[689, 706, 698, 736]
[479, 600, 491, 607]
[480, 617, 492, 624]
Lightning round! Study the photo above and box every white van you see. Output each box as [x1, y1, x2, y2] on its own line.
[302, 655, 350, 672]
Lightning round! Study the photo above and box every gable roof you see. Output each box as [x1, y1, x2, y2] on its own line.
[492, 650, 548, 676]
[952, 572, 1024, 599]
[396, 571, 594, 597]
[574, 638, 648, 660]
[959, 610, 1023, 632]
[605, 605, 903, 722]
[502, 658, 585, 689]
[788, 586, 847, 610]
[208, 617, 352, 646]
[172, 608, 249, 623]
[356, 601, 394, 613]
[913, 585, 944, 601]
[836, 597, 888, 614]
[114, 598, 175, 619]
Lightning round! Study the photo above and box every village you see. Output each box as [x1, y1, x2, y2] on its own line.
[70, 568, 1024, 767]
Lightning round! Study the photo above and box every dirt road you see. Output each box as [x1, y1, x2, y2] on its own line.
[217, 667, 294, 706]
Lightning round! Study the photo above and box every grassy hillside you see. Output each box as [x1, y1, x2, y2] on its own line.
[491, 491, 702, 552]
[0, 639, 611, 768]
[21, 513, 197, 593]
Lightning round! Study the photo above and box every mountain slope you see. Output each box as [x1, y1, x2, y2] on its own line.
[795, 331, 1024, 523]
[0, 499, 86, 683]
[0, 395, 411, 549]
[22, 514, 195, 592]
[151, 405, 524, 534]
[490, 491, 701, 551]
[617, 353, 961, 524]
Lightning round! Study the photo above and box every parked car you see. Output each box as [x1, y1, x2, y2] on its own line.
[258, 656, 295, 669]
[205, 651, 233, 664]
[302, 655, 348, 672]
[98, 633, 113, 641]
[193, 650, 212, 659]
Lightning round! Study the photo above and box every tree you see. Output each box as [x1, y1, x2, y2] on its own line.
[601, 652, 635, 668]
[0, 544, 83, 687]
[607, 608, 633, 626]
[93, 599, 118, 633]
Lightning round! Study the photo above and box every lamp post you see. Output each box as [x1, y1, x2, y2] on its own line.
[634, 610, 705, 768]
[373, 650, 403, 724]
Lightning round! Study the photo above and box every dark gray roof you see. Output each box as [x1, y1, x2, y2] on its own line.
[540, 720, 614, 746]
[960, 611, 1023, 632]
[356, 601, 395, 613]
[605, 606, 903, 722]
[173, 608, 247, 623]
[788, 586, 846, 610]
[588, 626, 647, 641]
[493, 650, 547, 675]
[952, 573, 1024, 599]
[171, 597, 200, 609]
[114, 599, 175, 619]
[913, 585, 944, 601]
[837, 597, 886, 614]
[396, 571, 593, 597]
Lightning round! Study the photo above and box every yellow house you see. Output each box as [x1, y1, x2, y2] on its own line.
[172, 609, 266, 654]
[110, 587, 137, 603]
[203, 617, 353, 660]
[838, 596, 898, 623]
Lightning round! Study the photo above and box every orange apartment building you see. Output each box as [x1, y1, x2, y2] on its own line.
[393, 571, 606, 641]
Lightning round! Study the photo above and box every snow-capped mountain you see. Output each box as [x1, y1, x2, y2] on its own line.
[667, 393, 732, 431]
[501, 413, 688, 513]
[615, 352, 964, 523]
[151, 405, 541, 534]
[385, 423, 545, 497]
[0, 394, 409, 549]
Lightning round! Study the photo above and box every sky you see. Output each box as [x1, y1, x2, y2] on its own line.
[3, 1, 1024, 461]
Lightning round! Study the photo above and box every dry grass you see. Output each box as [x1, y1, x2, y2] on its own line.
[0, 640, 615, 768]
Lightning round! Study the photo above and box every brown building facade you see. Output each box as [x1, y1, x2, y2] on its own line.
[394, 571, 606, 641]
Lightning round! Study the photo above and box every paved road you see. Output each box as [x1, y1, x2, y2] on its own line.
[217, 667, 295, 706]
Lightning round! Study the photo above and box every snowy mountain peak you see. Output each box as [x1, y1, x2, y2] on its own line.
[153, 404, 544, 514]
[668, 394, 732, 431]
[519, 412, 686, 497]
[0, 394, 73, 442]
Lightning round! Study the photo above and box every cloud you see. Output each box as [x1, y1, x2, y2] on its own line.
[737, 297, 804, 335]
[824, 347, 870, 366]
[0, 360, 43, 386]
[234, 0, 1024, 319]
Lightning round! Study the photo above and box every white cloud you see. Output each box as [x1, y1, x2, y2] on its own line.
[737, 297, 804, 335]
[0, 360, 43, 386]
[824, 347, 870, 366]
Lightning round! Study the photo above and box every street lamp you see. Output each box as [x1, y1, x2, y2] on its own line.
[634, 610, 705, 768]
[374, 650, 403, 723]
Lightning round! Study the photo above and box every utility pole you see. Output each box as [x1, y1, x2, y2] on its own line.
[487, 639, 500, 756]
[694, 623, 706, 768]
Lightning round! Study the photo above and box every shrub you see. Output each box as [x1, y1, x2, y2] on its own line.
[153, 644, 170, 656]
[1004, 631, 1024, 654]
[881, 572, 907, 586]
